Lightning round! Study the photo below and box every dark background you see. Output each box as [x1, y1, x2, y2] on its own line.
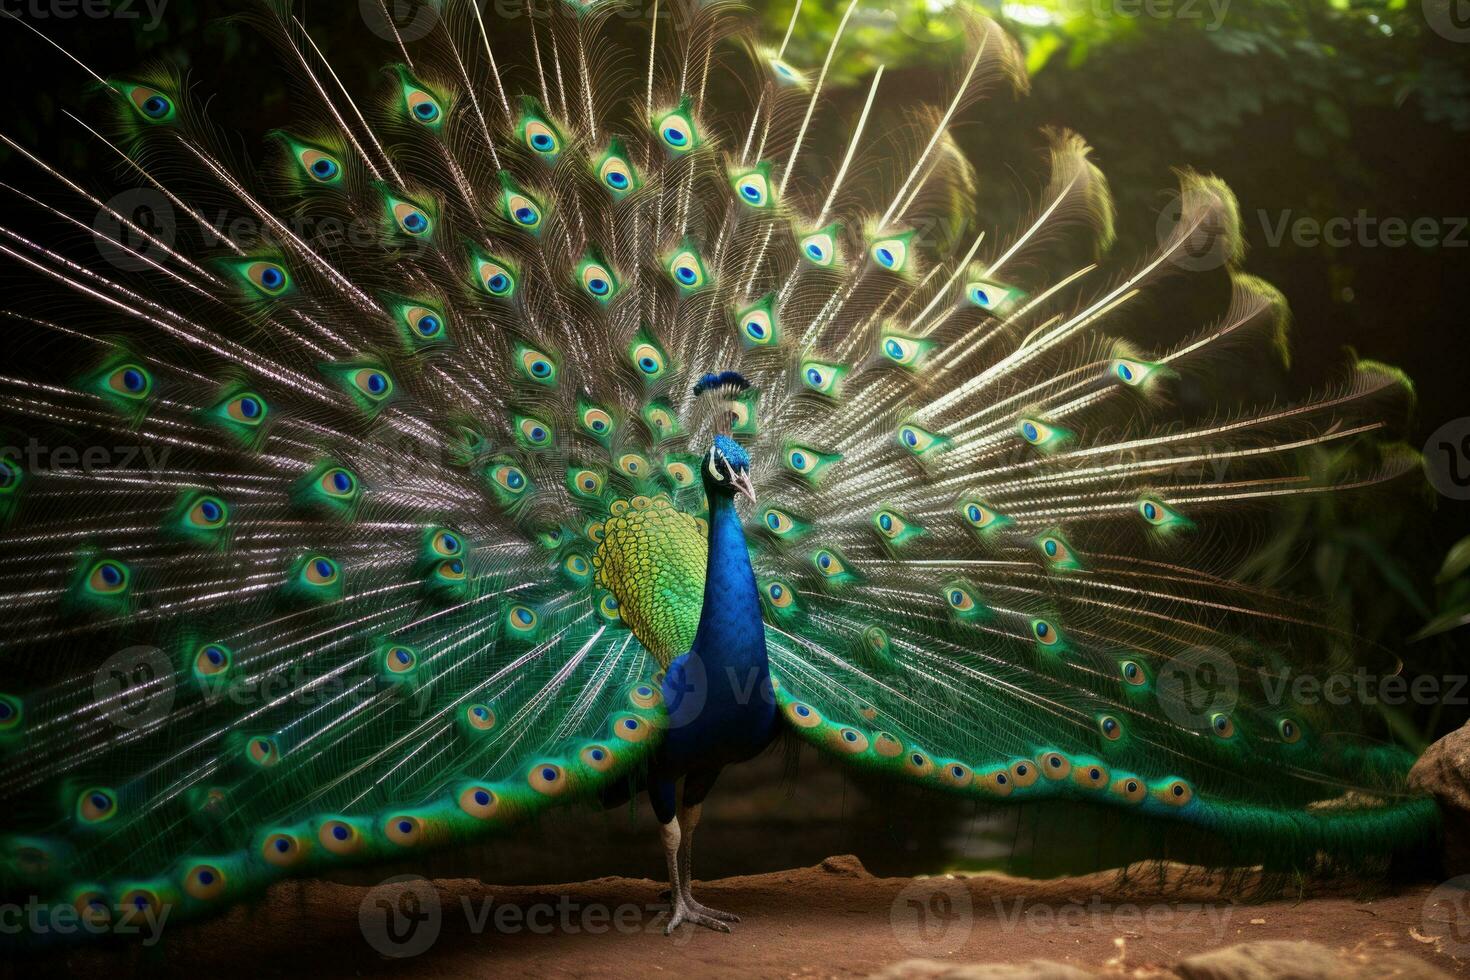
[0, 0, 1466, 880]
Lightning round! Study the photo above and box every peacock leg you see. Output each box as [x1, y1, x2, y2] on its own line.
[676, 802, 740, 923]
[659, 817, 730, 934]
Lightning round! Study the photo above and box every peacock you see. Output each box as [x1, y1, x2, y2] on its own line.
[0, 0, 1441, 946]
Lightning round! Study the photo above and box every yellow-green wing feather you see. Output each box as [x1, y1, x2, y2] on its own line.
[594, 496, 706, 667]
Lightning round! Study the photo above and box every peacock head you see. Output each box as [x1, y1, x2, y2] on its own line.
[703, 434, 756, 505]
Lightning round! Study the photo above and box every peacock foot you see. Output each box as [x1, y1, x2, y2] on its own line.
[684, 895, 740, 923]
[664, 895, 735, 934]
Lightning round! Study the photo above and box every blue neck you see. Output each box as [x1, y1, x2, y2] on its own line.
[691, 492, 767, 672]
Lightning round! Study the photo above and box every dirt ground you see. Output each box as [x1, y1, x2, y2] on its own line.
[15, 854, 1469, 979]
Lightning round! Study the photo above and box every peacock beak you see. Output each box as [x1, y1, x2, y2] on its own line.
[732, 468, 757, 507]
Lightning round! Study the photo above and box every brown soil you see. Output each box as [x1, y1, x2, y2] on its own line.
[21, 855, 1468, 979]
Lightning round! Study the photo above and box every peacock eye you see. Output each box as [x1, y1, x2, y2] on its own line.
[762, 508, 806, 538]
[1277, 717, 1301, 743]
[799, 230, 837, 267]
[960, 500, 998, 530]
[385, 646, 418, 673]
[505, 192, 542, 230]
[643, 403, 676, 437]
[1138, 496, 1188, 530]
[812, 549, 846, 578]
[107, 364, 153, 399]
[1210, 713, 1235, 738]
[570, 468, 604, 498]
[431, 529, 461, 557]
[406, 306, 444, 339]
[523, 119, 560, 157]
[465, 703, 497, 730]
[1114, 359, 1143, 385]
[225, 394, 267, 424]
[244, 261, 289, 296]
[1018, 417, 1062, 447]
[350, 368, 393, 401]
[405, 88, 442, 125]
[187, 496, 229, 529]
[77, 787, 118, 824]
[873, 510, 909, 541]
[1037, 533, 1080, 571]
[800, 361, 845, 397]
[1120, 659, 1147, 686]
[194, 643, 231, 677]
[506, 604, 539, 634]
[319, 467, 357, 498]
[517, 416, 554, 449]
[880, 334, 923, 368]
[765, 580, 796, 608]
[870, 236, 909, 272]
[1031, 618, 1062, 648]
[391, 201, 432, 237]
[630, 341, 666, 378]
[946, 585, 977, 613]
[657, 111, 696, 152]
[965, 278, 1015, 312]
[599, 154, 634, 194]
[563, 552, 591, 581]
[581, 261, 618, 301]
[477, 259, 516, 297]
[733, 169, 770, 207]
[580, 405, 615, 438]
[767, 56, 805, 85]
[597, 591, 622, 621]
[736, 297, 779, 346]
[898, 423, 941, 455]
[664, 460, 694, 486]
[617, 453, 649, 478]
[667, 249, 707, 290]
[124, 83, 174, 121]
[304, 556, 339, 585]
[299, 147, 341, 183]
[1099, 715, 1123, 741]
[459, 785, 499, 819]
[513, 346, 556, 385]
[491, 464, 529, 495]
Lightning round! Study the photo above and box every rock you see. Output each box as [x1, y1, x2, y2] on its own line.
[819, 853, 872, 877]
[1409, 722, 1470, 874]
[1174, 940, 1450, 980]
[868, 959, 1095, 980]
